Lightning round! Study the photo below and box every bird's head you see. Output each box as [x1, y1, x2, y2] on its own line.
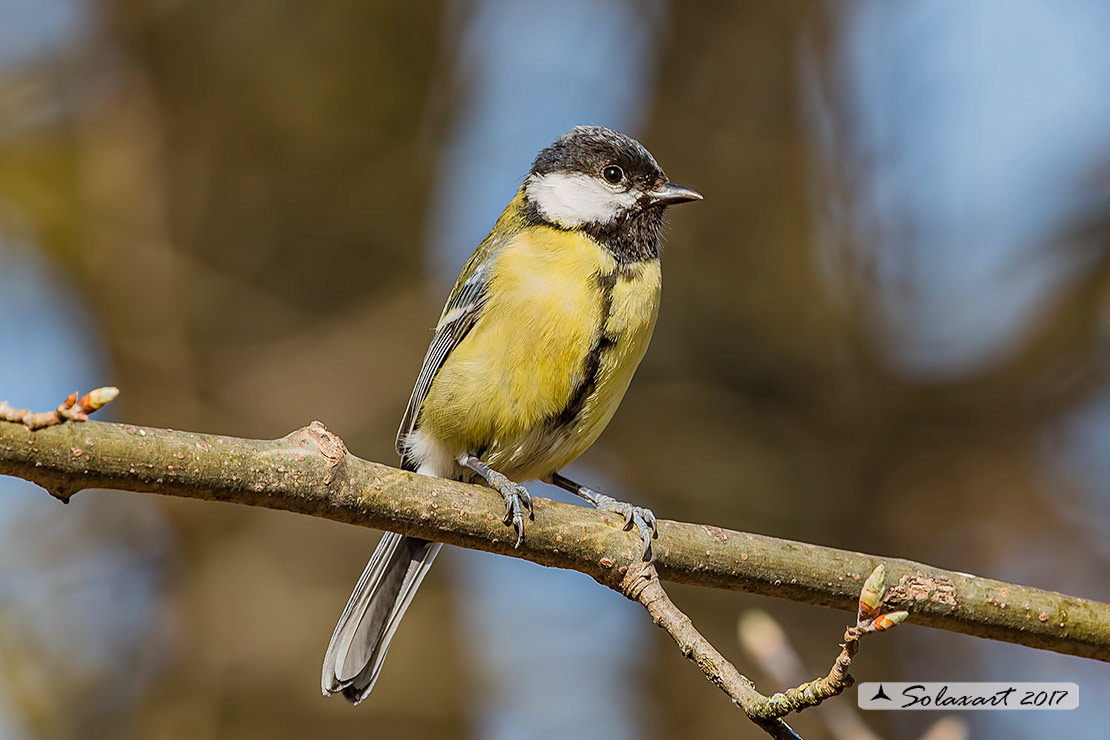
[523, 126, 701, 260]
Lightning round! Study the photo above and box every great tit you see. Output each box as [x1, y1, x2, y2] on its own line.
[322, 125, 701, 703]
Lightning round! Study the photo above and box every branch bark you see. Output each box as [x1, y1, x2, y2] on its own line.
[2, 418, 1108, 663]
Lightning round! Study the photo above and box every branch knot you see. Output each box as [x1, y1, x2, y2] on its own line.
[619, 558, 658, 602]
[294, 421, 347, 467]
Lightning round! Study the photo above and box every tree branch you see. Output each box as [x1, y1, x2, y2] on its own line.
[2, 413, 1109, 735]
[1, 417, 1107, 661]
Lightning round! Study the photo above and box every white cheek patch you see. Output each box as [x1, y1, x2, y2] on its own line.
[526, 172, 639, 228]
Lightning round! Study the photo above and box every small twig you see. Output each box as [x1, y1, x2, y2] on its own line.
[618, 563, 911, 737]
[738, 609, 967, 740]
[739, 610, 881, 740]
[616, 559, 802, 738]
[754, 565, 908, 719]
[0, 387, 119, 430]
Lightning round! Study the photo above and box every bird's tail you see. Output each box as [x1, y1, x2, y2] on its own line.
[321, 532, 442, 704]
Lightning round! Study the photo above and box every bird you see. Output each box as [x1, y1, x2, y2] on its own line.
[321, 125, 701, 704]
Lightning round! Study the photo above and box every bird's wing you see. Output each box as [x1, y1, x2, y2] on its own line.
[395, 232, 508, 459]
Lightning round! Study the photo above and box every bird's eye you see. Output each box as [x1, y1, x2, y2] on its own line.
[602, 165, 624, 184]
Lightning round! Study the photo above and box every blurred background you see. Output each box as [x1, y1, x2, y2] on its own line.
[1, 1, 1108, 738]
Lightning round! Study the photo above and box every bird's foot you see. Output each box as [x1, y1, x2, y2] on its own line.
[484, 470, 534, 547]
[593, 494, 657, 561]
[460, 455, 535, 547]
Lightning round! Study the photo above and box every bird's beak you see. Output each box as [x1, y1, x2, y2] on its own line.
[647, 182, 703, 207]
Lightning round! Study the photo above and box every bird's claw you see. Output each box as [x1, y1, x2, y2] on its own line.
[497, 480, 533, 548]
[460, 456, 535, 547]
[595, 494, 657, 561]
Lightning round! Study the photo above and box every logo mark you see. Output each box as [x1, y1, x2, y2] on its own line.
[858, 682, 1078, 710]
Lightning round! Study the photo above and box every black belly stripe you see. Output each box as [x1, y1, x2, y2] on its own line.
[551, 268, 619, 429]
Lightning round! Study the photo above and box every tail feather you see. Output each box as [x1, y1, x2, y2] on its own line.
[321, 532, 442, 703]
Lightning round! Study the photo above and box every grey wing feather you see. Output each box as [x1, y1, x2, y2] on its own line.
[394, 260, 493, 457]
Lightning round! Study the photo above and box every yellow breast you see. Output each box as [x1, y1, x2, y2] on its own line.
[418, 226, 661, 480]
